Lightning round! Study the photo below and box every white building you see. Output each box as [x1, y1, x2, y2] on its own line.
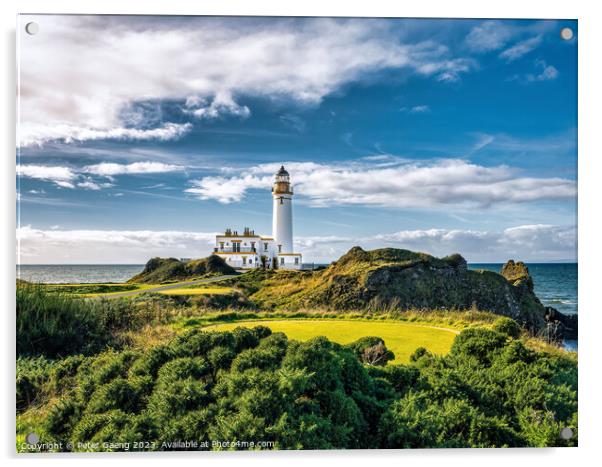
[213, 166, 303, 270]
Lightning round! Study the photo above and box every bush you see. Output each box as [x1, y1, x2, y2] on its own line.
[24, 326, 577, 451]
[450, 328, 507, 364]
[16, 356, 54, 412]
[492, 317, 522, 339]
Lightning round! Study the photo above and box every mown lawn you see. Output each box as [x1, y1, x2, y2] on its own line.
[205, 319, 458, 363]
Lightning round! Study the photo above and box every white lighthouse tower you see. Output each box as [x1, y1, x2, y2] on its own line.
[272, 165, 294, 253]
[271, 166, 302, 268]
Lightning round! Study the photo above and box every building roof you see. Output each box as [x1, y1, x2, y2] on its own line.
[276, 165, 289, 176]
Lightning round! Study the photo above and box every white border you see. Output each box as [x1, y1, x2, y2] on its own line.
[2, 1, 601, 466]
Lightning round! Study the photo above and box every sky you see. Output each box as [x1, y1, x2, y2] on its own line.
[16, 15, 578, 264]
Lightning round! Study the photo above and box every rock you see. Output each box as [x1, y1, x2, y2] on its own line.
[501, 260, 534, 292]
[544, 306, 578, 341]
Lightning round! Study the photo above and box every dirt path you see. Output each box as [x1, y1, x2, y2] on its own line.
[99, 274, 238, 298]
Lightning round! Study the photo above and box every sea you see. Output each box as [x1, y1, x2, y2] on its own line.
[17, 264, 145, 284]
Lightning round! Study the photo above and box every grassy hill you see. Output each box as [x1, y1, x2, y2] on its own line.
[129, 255, 236, 284]
[227, 247, 552, 331]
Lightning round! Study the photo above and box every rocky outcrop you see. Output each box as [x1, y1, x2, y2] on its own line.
[501, 260, 534, 292]
[246, 247, 556, 331]
[544, 306, 578, 341]
[129, 255, 236, 283]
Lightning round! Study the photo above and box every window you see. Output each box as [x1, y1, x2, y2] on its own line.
[251, 242, 256, 251]
[242, 257, 246, 265]
[233, 243, 240, 252]
[280, 257, 284, 265]
[278, 244, 282, 253]
[264, 243, 268, 251]
[219, 242, 224, 250]
[295, 257, 299, 265]
[249, 259, 252, 264]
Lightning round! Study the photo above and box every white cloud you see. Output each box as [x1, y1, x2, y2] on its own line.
[16, 164, 77, 188]
[17, 226, 217, 264]
[183, 92, 250, 120]
[297, 224, 576, 263]
[19, 122, 192, 148]
[526, 60, 559, 82]
[17, 165, 76, 182]
[186, 175, 272, 204]
[400, 105, 431, 114]
[16, 224, 576, 264]
[465, 21, 515, 53]
[187, 159, 576, 208]
[19, 16, 474, 146]
[499, 35, 542, 62]
[54, 181, 76, 189]
[18, 161, 183, 191]
[76, 180, 104, 190]
[84, 161, 184, 176]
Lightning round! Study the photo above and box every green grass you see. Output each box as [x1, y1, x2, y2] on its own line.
[42, 283, 154, 297]
[159, 287, 234, 296]
[204, 319, 458, 363]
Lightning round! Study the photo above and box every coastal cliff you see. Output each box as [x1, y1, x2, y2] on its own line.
[233, 247, 575, 335]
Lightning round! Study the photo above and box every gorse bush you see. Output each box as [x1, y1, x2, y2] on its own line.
[16, 356, 55, 412]
[30, 326, 576, 451]
[492, 317, 522, 339]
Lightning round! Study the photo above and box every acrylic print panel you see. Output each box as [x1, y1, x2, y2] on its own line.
[16, 15, 577, 452]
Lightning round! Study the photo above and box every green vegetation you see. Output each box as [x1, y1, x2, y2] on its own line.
[129, 255, 236, 284]
[205, 319, 457, 364]
[223, 247, 549, 331]
[15, 246, 578, 450]
[17, 356, 55, 412]
[17, 285, 133, 358]
[159, 287, 234, 296]
[17, 324, 577, 451]
[492, 316, 522, 339]
[42, 283, 142, 295]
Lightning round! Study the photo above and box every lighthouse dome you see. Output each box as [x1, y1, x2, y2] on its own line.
[276, 165, 289, 176]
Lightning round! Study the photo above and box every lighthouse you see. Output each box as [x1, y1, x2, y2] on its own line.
[213, 165, 302, 269]
[272, 165, 294, 254]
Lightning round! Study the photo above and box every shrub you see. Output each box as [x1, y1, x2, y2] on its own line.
[450, 328, 507, 364]
[492, 317, 521, 339]
[16, 356, 54, 412]
[24, 326, 577, 451]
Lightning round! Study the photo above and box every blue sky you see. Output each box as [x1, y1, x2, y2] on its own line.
[17, 16, 577, 263]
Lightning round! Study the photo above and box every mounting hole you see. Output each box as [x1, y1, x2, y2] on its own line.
[560, 427, 574, 440]
[25, 22, 39, 35]
[560, 27, 573, 41]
